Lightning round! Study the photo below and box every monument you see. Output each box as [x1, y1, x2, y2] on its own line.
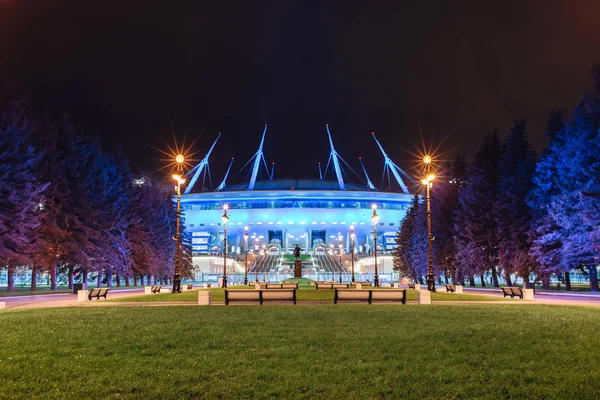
[293, 244, 302, 278]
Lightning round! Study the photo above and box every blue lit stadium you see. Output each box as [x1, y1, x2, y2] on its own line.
[182, 125, 414, 283]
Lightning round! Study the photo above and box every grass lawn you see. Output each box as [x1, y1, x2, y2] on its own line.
[1, 305, 599, 399]
[109, 287, 509, 303]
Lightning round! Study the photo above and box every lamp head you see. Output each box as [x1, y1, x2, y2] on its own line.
[172, 174, 181, 181]
[371, 209, 379, 225]
[423, 155, 432, 164]
[175, 154, 185, 164]
[221, 212, 229, 225]
[223, 204, 229, 211]
[427, 174, 435, 182]
[371, 203, 378, 210]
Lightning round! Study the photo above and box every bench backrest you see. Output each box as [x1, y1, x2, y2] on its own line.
[335, 289, 407, 304]
[511, 287, 523, 296]
[226, 290, 261, 301]
[261, 289, 295, 301]
[335, 289, 371, 301]
[501, 287, 513, 295]
[266, 283, 298, 289]
[225, 289, 296, 304]
[89, 288, 101, 297]
[98, 288, 109, 296]
[370, 289, 406, 302]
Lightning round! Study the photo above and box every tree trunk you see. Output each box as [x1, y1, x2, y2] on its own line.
[50, 264, 57, 290]
[505, 273, 512, 287]
[124, 275, 129, 287]
[443, 271, 449, 285]
[82, 270, 88, 289]
[31, 265, 37, 291]
[541, 276, 550, 290]
[68, 266, 74, 290]
[139, 275, 144, 286]
[7, 266, 15, 292]
[97, 272, 102, 288]
[469, 276, 476, 287]
[480, 274, 486, 287]
[590, 265, 598, 292]
[115, 273, 121, 287]
[565, 271, 572, 291]
[106, 271, 113, 288]
[491, 266, 499, 287]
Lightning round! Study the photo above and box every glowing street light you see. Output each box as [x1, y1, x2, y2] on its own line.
[244, 226, 249, 285]
[221, 204, 229, 288]
[172, 171, 186, 293]
[371, 204, 380, 287]
[422, 172, 436, 292]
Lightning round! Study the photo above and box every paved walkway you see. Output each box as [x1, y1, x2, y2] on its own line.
[0, 288, 145, 309]
[2, 286, 600, 309]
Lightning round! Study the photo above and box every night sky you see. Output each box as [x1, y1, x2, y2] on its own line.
[2, 0, 600, 187]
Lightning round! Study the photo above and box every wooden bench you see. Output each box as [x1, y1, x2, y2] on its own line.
[334, 289, 407, 304]
[150, 285, 162, 293]
[225, 289, 296, 305]
[349, 282, 372, 287]
[88, 288, 109, 300]
[501, 287, 524, 299]
[445, 284, 456, 292]
[265, 283, 298, 289]
[186, 284, 193, 290]
[316, 283, 349, 290]
[408, 283, 415, 289]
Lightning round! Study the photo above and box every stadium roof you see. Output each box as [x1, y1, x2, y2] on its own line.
[221, 179, 371, 192]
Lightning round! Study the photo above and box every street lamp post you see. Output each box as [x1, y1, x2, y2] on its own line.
[422, 173, 436, 292]
[171, 155, 185, 294]
[222, 205, 229, 288]
[244, 226, 249, 285]
[350, 226, 355, 283]
[255, 239, 259, 282]
[371, 204, 379, 287]
[338, 235, 343, 283]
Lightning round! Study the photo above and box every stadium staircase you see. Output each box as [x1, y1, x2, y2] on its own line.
[249, 254, 281, 274]
[313, 254, 346, 274]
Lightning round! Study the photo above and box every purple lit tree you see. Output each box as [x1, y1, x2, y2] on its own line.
[454, 131, 502, 287]
[0, 88, 48, 292]
[495, 119, 537, 285]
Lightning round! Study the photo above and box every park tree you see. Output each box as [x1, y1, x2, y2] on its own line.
[393, 194, 420, 281]
[0, 87, 48, 292]
[495, 120, 537, 285]
[431, 155, 467, 284]
[527, 111, 566, 288]
[454, 131, 502, 287]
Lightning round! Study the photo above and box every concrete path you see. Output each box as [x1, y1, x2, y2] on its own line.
[0, 288, 145, 309]
[2, 286, 600, 309]
[462, 287, 600, 306]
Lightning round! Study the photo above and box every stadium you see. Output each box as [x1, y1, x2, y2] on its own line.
[182, 125, 415, 283]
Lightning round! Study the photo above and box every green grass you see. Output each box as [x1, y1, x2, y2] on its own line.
[108, 288, 509, 303]
[1, 305, 599, 399]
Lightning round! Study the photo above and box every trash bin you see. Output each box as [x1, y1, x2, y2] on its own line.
[73, 283, 83, 294]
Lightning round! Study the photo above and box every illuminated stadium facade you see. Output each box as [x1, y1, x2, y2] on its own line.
[182, 126, 415, 282]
